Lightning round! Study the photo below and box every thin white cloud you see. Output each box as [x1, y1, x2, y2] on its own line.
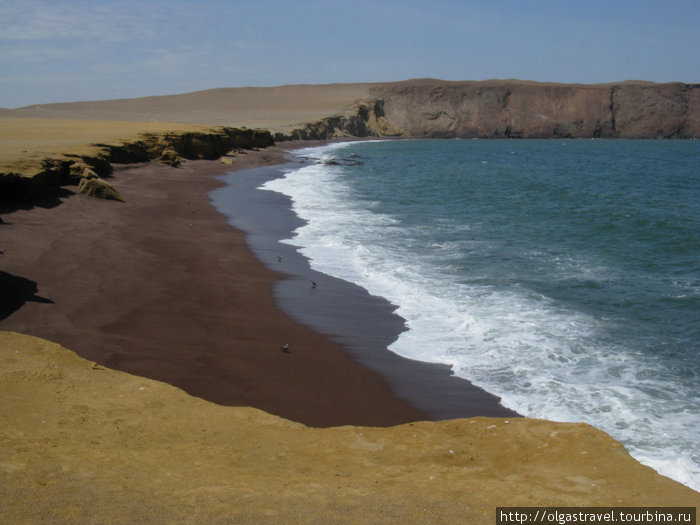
[0, 0, 163, 42]
[0, 42, 76, 64]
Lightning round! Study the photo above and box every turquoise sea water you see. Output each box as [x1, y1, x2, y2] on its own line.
[262, 139, 699, 490]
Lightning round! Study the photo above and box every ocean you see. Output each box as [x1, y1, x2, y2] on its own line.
[258, 139, 699, 491]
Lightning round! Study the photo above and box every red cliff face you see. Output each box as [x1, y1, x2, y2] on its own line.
[611, 83, 700, 138]
[369, 80, 699, 139]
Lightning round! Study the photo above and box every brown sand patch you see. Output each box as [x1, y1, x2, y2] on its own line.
[0, 153, 426, 427]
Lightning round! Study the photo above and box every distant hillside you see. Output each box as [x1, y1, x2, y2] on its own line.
[3, 79, 699, 138]
[3, 83, 376, 132]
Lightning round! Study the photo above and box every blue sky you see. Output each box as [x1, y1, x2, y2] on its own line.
[1, 0, 698, 108]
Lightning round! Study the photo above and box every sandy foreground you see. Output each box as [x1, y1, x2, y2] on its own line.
[2, 331, 698, 524]
[1, 94, 699, 521]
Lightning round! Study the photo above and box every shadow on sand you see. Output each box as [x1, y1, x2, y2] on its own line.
[0, 186, 75, 215]
[0, 271, 54, 321]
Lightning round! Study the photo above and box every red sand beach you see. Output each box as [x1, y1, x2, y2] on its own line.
[0, 147, 434, 427]
[1, 140, 519, 427]
[0, 139, 514, 427]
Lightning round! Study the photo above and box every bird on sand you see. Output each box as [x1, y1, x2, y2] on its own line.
[281, 343, 290, 353]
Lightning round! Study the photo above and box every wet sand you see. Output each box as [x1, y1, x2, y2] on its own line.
[211, 157, 517, 419]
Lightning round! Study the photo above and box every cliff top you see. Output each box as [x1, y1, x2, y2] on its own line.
[2, 331, 697, 523]
[0, 118, 221, 176]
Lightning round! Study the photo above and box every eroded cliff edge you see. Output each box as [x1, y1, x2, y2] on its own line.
[1, 332, 697, 523]
[0, 126, 273, 208]
[287, 80, 700, 139]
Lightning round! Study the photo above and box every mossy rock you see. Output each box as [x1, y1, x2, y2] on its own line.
[68, 160, 111, 183]
[77, 177, 124, 202]
[69, 162, 89, 178]
[82, 167, 100, 179]
[158, 148, 182, 167]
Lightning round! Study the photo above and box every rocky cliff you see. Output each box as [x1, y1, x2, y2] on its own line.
[285, 80, 700, 140]
[282, 99, 402, 140]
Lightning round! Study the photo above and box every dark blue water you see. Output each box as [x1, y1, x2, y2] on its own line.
[262, 139, 699, 489]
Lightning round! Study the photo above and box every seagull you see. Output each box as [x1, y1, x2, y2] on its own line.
[277, 255, 283, 262]
[311, 280, 317, 288]
[281, 343, 290, 353]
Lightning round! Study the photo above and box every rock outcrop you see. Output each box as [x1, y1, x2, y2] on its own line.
[0, 127, 274, 207]
[66, 163, 123, 202]
[97, 127, 274, 164]
[283, 100, 402, 140]
[610, 82, 699, 138]
[280, 80, 699, 140]
[76, 172, 124, 202]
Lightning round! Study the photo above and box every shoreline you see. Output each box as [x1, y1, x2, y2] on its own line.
[2, 143, 699, 517]
[211, 150, 518, 419]
[0, 146, 426, 427]
[0, 138, 516, 425]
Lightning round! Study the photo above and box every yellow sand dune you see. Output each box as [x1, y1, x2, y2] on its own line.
[3, 83, 375, 129]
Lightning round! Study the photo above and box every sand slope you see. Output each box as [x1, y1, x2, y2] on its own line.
[3, 83, 376, 131]
[0, 83, 374, 175]
[0, 83, 372, 176]
[1, 331, 697, 524]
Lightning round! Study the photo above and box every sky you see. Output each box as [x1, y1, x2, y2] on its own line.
[1, 0, 698, 108]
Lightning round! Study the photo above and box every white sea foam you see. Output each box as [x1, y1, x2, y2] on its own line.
[261, 142, 700, 491]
